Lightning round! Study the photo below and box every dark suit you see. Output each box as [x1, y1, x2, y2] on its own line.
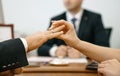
[0, 39, 28, 72]
[38, 9, 109, 56]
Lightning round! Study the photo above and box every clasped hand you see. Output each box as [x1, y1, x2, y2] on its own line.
[49, 20, 79, 47]
[25, 20, 79, 53]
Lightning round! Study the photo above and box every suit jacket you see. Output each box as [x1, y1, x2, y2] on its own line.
[0, 39, 28, 72]
[38, 9, 109, 56]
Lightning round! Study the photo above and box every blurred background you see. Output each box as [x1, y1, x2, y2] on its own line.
[0, 0, 120, 49]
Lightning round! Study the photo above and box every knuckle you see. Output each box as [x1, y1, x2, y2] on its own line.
[61, 20, 66, 23]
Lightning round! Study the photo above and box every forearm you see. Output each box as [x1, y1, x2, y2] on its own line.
[73, 39, 120, 62]
[25, 32, 49, 52]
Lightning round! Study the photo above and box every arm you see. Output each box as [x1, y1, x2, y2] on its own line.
[50, 20, 120, 62]
[0, 25, 64, 72]
[0, 39, 28, 72]
[74, 39, 120, 62]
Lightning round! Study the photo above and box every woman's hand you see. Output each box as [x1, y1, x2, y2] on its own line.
[49, 20, 80, 47]
[98, 59, 120, 76]
[25, 25, 65, 52]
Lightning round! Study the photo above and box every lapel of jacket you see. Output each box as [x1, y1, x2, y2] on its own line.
[60, 12, 67, 20]
[78, 9, 89, 38]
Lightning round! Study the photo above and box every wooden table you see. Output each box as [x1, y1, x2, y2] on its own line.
[15, 63, 98, 76]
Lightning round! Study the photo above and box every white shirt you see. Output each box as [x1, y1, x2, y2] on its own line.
[20, 38, 28, 52]
[49, 9, 84, 57]
[66, 9, 83, 33]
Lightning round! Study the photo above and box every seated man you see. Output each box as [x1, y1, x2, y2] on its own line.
[38, 0, 109, 58]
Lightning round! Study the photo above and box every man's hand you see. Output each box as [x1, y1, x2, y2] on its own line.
[25, 25, 65, 52]
[67, 47, 84, 58]
[56, 45, 68, 58]
[98, 59, 120, 76]
[50, 20, 80, 47]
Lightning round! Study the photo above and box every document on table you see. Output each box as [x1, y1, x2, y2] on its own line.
[28, 56, 88, 63]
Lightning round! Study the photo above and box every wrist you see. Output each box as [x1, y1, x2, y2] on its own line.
[72, 37, 81, 47]
[67, 37, 80, 47]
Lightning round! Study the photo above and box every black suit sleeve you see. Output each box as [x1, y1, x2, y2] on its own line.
[0, 39, 28, 72]
[37, 39, 56, 56]
[93, 15, 109, 47]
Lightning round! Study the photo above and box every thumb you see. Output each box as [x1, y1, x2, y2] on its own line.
[98, 68, 106, 76]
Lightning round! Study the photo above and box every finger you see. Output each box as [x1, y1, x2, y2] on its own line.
[56, 34, 67, 40]
[101, 59, 115, 64]
[49, 20, 67, 30]
[106, 59, 119, 64]
[47, 25, 65, 34]
[48, 20, 57, 30]
[98, 68, 107, 76]
[98, 64, 106, 68]
[47, 31, 63, 39]
[111, 59, 120, 64]
[109, 59, 119, 63]
[101, 59, 117, 64]
[53, 25, 65, 32]
[109, 59, 118, 61]
[98, 72, 104, 76]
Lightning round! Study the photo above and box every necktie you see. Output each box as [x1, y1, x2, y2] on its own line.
[71, 18, 77, 30]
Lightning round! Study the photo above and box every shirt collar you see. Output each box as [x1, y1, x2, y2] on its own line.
[66, 9, 83, 22]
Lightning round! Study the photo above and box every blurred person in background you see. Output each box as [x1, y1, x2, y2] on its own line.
[38, 0, 109, 58]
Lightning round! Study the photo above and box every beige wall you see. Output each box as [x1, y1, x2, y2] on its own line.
[0, 0, 4, 23]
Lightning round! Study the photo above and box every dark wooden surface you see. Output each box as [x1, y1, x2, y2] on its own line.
[15, 63, 98, 76]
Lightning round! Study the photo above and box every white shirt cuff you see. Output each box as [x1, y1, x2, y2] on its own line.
[20, 38, 28, 52]
[49, 45, 58, 57]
